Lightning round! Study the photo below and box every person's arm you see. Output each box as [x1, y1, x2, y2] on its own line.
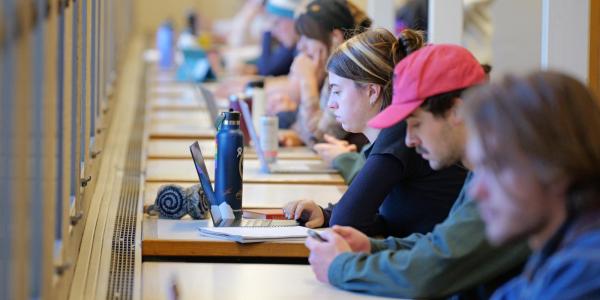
[328, 199, 530, 298]
[288, 53, 324, 146]
[227, 0, 264, 47]
[329, 155, 406, 236]
[291, 76, 322, 145]
[256, 32, 296, 76]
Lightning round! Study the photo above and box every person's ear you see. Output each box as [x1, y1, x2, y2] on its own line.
[449, 97, 465, 125]
[367, 84, 382, 106]
[330, 29, 345, 48]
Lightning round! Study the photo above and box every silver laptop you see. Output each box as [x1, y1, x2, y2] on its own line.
[189, 141, 298, 227]
[193, 84, 221, 129]
[238, 99, 337, 174]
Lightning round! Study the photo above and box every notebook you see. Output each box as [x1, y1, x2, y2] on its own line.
[238, 99, 337, 174]
[198, 226, 309, 243]
[189, 141, 299, 228]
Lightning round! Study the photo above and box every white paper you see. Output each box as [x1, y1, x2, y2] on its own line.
[198, 226, 308, 243]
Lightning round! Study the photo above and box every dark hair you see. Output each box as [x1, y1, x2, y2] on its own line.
[464, 71, 600, 211]
[294, 0, 370, 48]
[327, 28, 425, 110]
[420, 65, 492, 118]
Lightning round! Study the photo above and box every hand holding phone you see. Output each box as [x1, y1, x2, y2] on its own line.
[307, 229, 327, 242]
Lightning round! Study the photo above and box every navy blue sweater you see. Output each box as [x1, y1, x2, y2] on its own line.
[323, 121, 468, 237]
[256, 31, 296, 76]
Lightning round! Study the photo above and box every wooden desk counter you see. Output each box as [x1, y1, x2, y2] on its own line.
[145, 159, 345, 185]
[142, 262, 397, 300]
[149, 96, 202, 111]
[148, 122, 216, 139]
[148, 95, 228, 111]
[149, 110, 213, 125]
[148, 83, 193, 93]
[142, 218, 308, 258]
[144, 182, 346, 208]
[146, 139, 320, 160]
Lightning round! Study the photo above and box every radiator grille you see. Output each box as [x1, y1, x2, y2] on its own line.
[106, 64, 146, 300]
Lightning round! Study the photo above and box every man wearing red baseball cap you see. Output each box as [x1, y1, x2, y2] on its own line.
[305, 44, 529, 299]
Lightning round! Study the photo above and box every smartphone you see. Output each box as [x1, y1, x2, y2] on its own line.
[307, 229, 327, 242]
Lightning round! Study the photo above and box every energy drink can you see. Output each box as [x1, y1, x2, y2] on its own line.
[260, 116, 278, 163]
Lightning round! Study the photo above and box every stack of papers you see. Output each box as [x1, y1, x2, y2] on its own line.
[198, 226, 309, 243]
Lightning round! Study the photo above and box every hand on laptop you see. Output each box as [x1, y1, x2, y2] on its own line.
[283, 200, 324, 228]
[313, 134, 357, 166]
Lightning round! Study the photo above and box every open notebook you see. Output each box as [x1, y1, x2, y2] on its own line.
[198, 226, 309, 243]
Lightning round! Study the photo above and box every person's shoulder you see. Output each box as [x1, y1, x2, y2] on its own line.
[554, 224, 600, 262]
[538, 226, 600, 293]
[370, 121, 409, 157]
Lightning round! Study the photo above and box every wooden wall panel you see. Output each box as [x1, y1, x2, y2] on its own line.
[133, 0, 245, 35]
[1, 0, 136, 298]
[590, 0, 599, 96]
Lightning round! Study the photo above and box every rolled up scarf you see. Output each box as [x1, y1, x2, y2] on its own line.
[146, 184, 209, 219]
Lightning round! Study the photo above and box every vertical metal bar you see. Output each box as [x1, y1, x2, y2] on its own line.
[56, 0, 66, 244]
[0, 0, 15, 299]
[30, 0, 46, 295]
[90, 0, 97, 147]
[70, 0, 79, 207]
[81, 0, 87, 167]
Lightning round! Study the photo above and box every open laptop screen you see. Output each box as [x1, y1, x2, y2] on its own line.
[238, 98, 270, 172]
[194, 84, 220, 129]
[189, 141, 224, 225]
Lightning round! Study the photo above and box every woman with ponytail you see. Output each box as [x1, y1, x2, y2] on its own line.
[284, 28, 468, 237]
[278, 0, 370, 148]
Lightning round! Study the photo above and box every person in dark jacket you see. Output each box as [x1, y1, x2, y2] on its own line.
[303, 44, 529, 299]
[283, 28, 467, 238]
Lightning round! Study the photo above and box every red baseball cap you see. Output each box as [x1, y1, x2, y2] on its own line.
[368, 44, 486, 128]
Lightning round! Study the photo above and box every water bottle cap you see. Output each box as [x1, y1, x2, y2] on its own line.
[222, 110, 241, 121]
[245, 79, 265, 89]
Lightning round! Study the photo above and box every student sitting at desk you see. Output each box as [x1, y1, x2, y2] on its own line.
[255, 0, 302, 76]
[464, 71, 600, 299]
[283, 28, 467, 238]
[304, 44, 529, 299]
[277, 0, 371, 147]
[233, 0, 303, 76]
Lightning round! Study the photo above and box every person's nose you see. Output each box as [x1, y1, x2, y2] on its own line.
[405, 126, 418, 148]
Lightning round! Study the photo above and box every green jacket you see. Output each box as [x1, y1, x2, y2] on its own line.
[332, 145, 369, 184]
[327, 173, 530, 299]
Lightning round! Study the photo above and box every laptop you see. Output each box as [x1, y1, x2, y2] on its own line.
[238, 99, 338, 174]
[189, 141, 298, 227]
[193, 84, 221, 129]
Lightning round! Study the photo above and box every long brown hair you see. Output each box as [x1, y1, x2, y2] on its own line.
[326, 28, 425, 110]
[294, 0, 370, 48]
[464, 71, 600, 211]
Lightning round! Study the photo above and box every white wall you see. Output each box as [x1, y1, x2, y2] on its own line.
[541, 0, 590, 83]
[490, 0, 543, 78]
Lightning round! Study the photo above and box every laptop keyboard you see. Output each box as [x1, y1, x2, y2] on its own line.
[240, 219, 298, 227]
[241, 219, 272, 227]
